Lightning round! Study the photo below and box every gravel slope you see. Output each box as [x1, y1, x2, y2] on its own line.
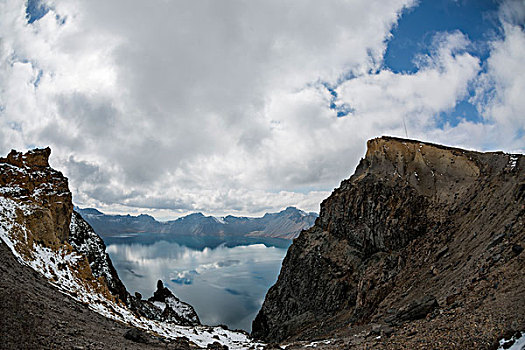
[0, 240, 191, 350]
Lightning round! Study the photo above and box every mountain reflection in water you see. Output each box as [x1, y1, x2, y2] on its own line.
[104, 234, 290, 331]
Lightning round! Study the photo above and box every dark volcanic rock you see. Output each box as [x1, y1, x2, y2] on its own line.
[206, 341, 229, 350]
[124, 328, 150, 343]
[148, 280, 201, 326]
[386, 295, 438, 324]
[69, 211, 129, 303]
[252, 136, 525, 347]
[127, 279, 200, 326]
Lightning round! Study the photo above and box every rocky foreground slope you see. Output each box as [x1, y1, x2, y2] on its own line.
[253, 137, 525, 349]
[0, 236, 197, 349]
[0, 148, 261, 349]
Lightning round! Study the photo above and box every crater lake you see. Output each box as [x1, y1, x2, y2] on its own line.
[103, 233, 291, 331]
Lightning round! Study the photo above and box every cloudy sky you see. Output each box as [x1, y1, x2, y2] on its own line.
[1, 0, 524, 219]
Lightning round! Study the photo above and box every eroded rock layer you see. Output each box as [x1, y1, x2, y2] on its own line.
[0, 148, 72, 249]
[252, 137, 525, 348]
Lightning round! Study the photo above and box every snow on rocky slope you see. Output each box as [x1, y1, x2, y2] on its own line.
[0, 148, 262, 349]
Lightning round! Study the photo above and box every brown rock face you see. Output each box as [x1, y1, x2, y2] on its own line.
[0, 148, 72, 248]
[0, 148, 129, 305]
[252, 137, 525, 348]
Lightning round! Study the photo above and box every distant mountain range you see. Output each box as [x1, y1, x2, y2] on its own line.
[76, 206, 318, 240]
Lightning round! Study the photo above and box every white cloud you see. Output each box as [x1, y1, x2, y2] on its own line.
[335, 31, 481, 139]
[428, 1, 525, 152]
[0, 0, 523, 218]
[467, 24, 525, 151]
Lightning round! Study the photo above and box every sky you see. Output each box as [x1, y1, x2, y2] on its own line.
[0, 0, 524, 219]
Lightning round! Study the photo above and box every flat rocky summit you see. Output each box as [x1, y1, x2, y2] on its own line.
[253, 136, 525, 349]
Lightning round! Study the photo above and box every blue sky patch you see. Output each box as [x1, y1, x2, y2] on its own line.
[322, 82, 354, 117]
[436, 100, 482, 128]
[33, 69, 43, 88]
[26, 0, 50, 24]
[322, 1, 502, 125]
[382, 0, 502, 128]
[385, 0, 501, 74]
[55, 14, 66, 26]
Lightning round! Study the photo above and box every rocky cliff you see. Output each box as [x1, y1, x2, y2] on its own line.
[252, 137, 525, 349]
[0, 148, 72, 251]
[0, 148, 260, 349]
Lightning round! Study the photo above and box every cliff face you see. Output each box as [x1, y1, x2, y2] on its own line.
[0, 148, 128, 305]
[0, 148, 72, 250]
[252, 137, 525, 348]
[69, 211, 130, 304]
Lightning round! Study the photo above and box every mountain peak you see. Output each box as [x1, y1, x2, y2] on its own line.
[283, 206, 300, 212]
[76, 207, 104, 216]
[189, 212, 205, 217]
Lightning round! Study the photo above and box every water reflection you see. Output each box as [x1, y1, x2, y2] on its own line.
[105, 237, 289, 331]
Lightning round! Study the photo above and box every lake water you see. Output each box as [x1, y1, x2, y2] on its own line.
[104, 234, 290, 331]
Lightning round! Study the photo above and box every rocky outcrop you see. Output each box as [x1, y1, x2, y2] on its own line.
[0, 148, 132, 305]
[252, 137, 525, 348]
[69, 211, 129, 303]
[0, 148, 72, 250]
[130, 280, 200, 326]
[149, 280, 200, 325]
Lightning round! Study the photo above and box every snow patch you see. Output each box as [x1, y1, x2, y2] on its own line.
[509, 155, 518, 170]
[69, 213, 114, 286]
[213, 216, 227, 224]
[305, 339, 332, 348]
[165, 295, 200, 324]
[498, 332, 525, 350]
[152, 301, 166, 310]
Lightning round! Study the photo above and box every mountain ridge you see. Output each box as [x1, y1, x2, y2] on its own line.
[77, 206, 317, 240]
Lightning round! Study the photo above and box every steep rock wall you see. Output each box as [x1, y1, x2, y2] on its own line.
[252, 137, 525, 348]
[0, 148, 72, 250]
